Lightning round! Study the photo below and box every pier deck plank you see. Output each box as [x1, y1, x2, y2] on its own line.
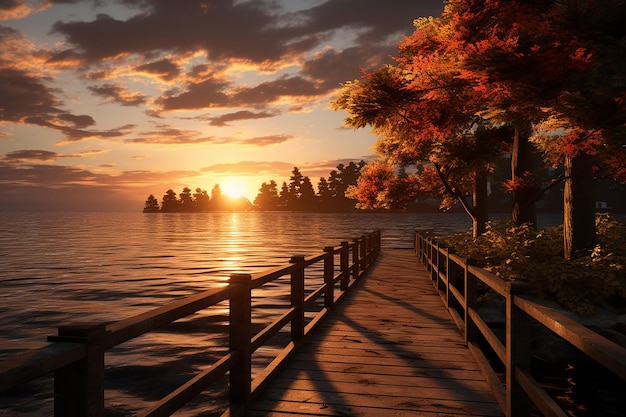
[246, 249, 503, 417]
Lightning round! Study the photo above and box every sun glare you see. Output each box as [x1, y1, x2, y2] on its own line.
[222, 182, 245, 198]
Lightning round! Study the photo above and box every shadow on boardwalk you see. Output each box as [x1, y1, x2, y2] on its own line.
[246, 249, 503, 416]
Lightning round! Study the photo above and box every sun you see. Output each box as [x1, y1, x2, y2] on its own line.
[222, 181, 245, 198]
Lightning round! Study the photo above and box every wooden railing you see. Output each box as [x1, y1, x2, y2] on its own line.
[0, 230, 381, 417]
[416, 232, 626, 417]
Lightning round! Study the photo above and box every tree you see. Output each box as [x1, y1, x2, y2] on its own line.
[446, 0, 626, 257]
[143, 194, 160, 212]
[327, 169, 341, 199]
[193, 187, 210, 212]
[161, 189, 179, 212]
[287, 166, 304, 209]
[179, 187, 194, 212]
[254, 180, 280, 210]
[333, 58, 505, 236]
[211, 184, 223, 210]
[347, 161, 420, 211]
[299, 176, 317, 210]
[395, 13, 517, 235]
[317, 177, 332, 209]
[278, 181, 290, 209]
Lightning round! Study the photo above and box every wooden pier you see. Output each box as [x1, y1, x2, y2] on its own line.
[3, 230, 624, 417]
[246, 249, 503, 416]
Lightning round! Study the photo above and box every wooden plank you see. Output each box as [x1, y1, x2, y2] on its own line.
[250, 394, 503, 417]
[247, 249, 504, 417]
[274, 368, 490, 388]
[264, 377, 496, 401]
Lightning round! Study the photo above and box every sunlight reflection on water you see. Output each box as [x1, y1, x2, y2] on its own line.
[0, 211, 561, 415]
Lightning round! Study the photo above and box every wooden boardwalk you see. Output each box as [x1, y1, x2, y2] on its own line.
[246, 249, 503, 417]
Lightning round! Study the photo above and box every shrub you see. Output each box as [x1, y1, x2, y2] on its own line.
[439, 214, 626, 316]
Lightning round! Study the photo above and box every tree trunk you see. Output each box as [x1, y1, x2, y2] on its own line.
[472, 170, 489, 238]
[563, 153, 596, 259]
[511, 121, 537, 227]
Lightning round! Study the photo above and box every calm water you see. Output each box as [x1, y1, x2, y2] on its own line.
[0, 211, 558, 416]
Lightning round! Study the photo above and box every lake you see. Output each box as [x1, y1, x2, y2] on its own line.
[0, 211, 561, 416]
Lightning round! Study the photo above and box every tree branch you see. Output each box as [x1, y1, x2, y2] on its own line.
[433, 163, 477, 219]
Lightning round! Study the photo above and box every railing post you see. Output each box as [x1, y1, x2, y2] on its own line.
[340, 241, 349, 291]
[427, 238, 433, 274]
[506, 281, 532, 417]
[444, 247, 451, 308]
[323, 246, 335, 309]
[359, 235, 367, 271]
[464, 259, 478, 346]
[371, 231, 379, 263]
[351, 238, 359, 280]
[229, 273, 252, 409]
[433, 241, 439, 285]
[51, 322, 106, 417]
[290, 256, 306, 341]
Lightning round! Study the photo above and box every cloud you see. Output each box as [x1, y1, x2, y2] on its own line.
[157, 74, 327, 112]
[240, 134, 292, 146]
[49, 1, 305, 65]
[206, 110, 279, 127]
[134, 58, 181, 81]
[156, 77, 231, 111]
[301, 46, 389, 89]
[295, 0, 443, 46]
[55, 123, 136, 144]
[2, 149, 106, 162]
[47, 0, 443, 115]
[121, 122, 292, 146]
[0, 67, 62, 122]
[230, 75, 323, 107]
[88, 83, 148, 106]
[0, 159, 199, 189]
[201, 160, 295, 176]
[0, 64, 138, 142]
[0, 0, 32, 20]
[0, 161, 202, 211]
[199, 157, 375, 180]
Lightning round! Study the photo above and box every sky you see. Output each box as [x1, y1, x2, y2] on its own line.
[0, 0, 444, 211]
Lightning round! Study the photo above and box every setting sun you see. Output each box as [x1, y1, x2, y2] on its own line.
[222, 181, 245, 199]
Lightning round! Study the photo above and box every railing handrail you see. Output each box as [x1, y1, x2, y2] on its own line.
[0, 230, 382, 417]
[415, 232, 626, 417]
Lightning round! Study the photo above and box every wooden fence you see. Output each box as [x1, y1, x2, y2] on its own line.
[416, 232, 626, 417]
[0, 230, 381, 417]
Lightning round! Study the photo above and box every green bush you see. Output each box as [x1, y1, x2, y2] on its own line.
[439, 214, 626, 316]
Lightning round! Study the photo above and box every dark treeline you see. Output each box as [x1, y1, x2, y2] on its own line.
[143, 161, 367, 213]
[143, 185, 252, 213]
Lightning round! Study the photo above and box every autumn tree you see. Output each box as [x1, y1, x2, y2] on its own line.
[348, 161, 420, 211]
[446, 0, 626, 257]
[333, 57, 504, 236]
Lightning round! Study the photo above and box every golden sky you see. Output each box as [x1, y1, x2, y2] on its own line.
[0, 0, 443, 211]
